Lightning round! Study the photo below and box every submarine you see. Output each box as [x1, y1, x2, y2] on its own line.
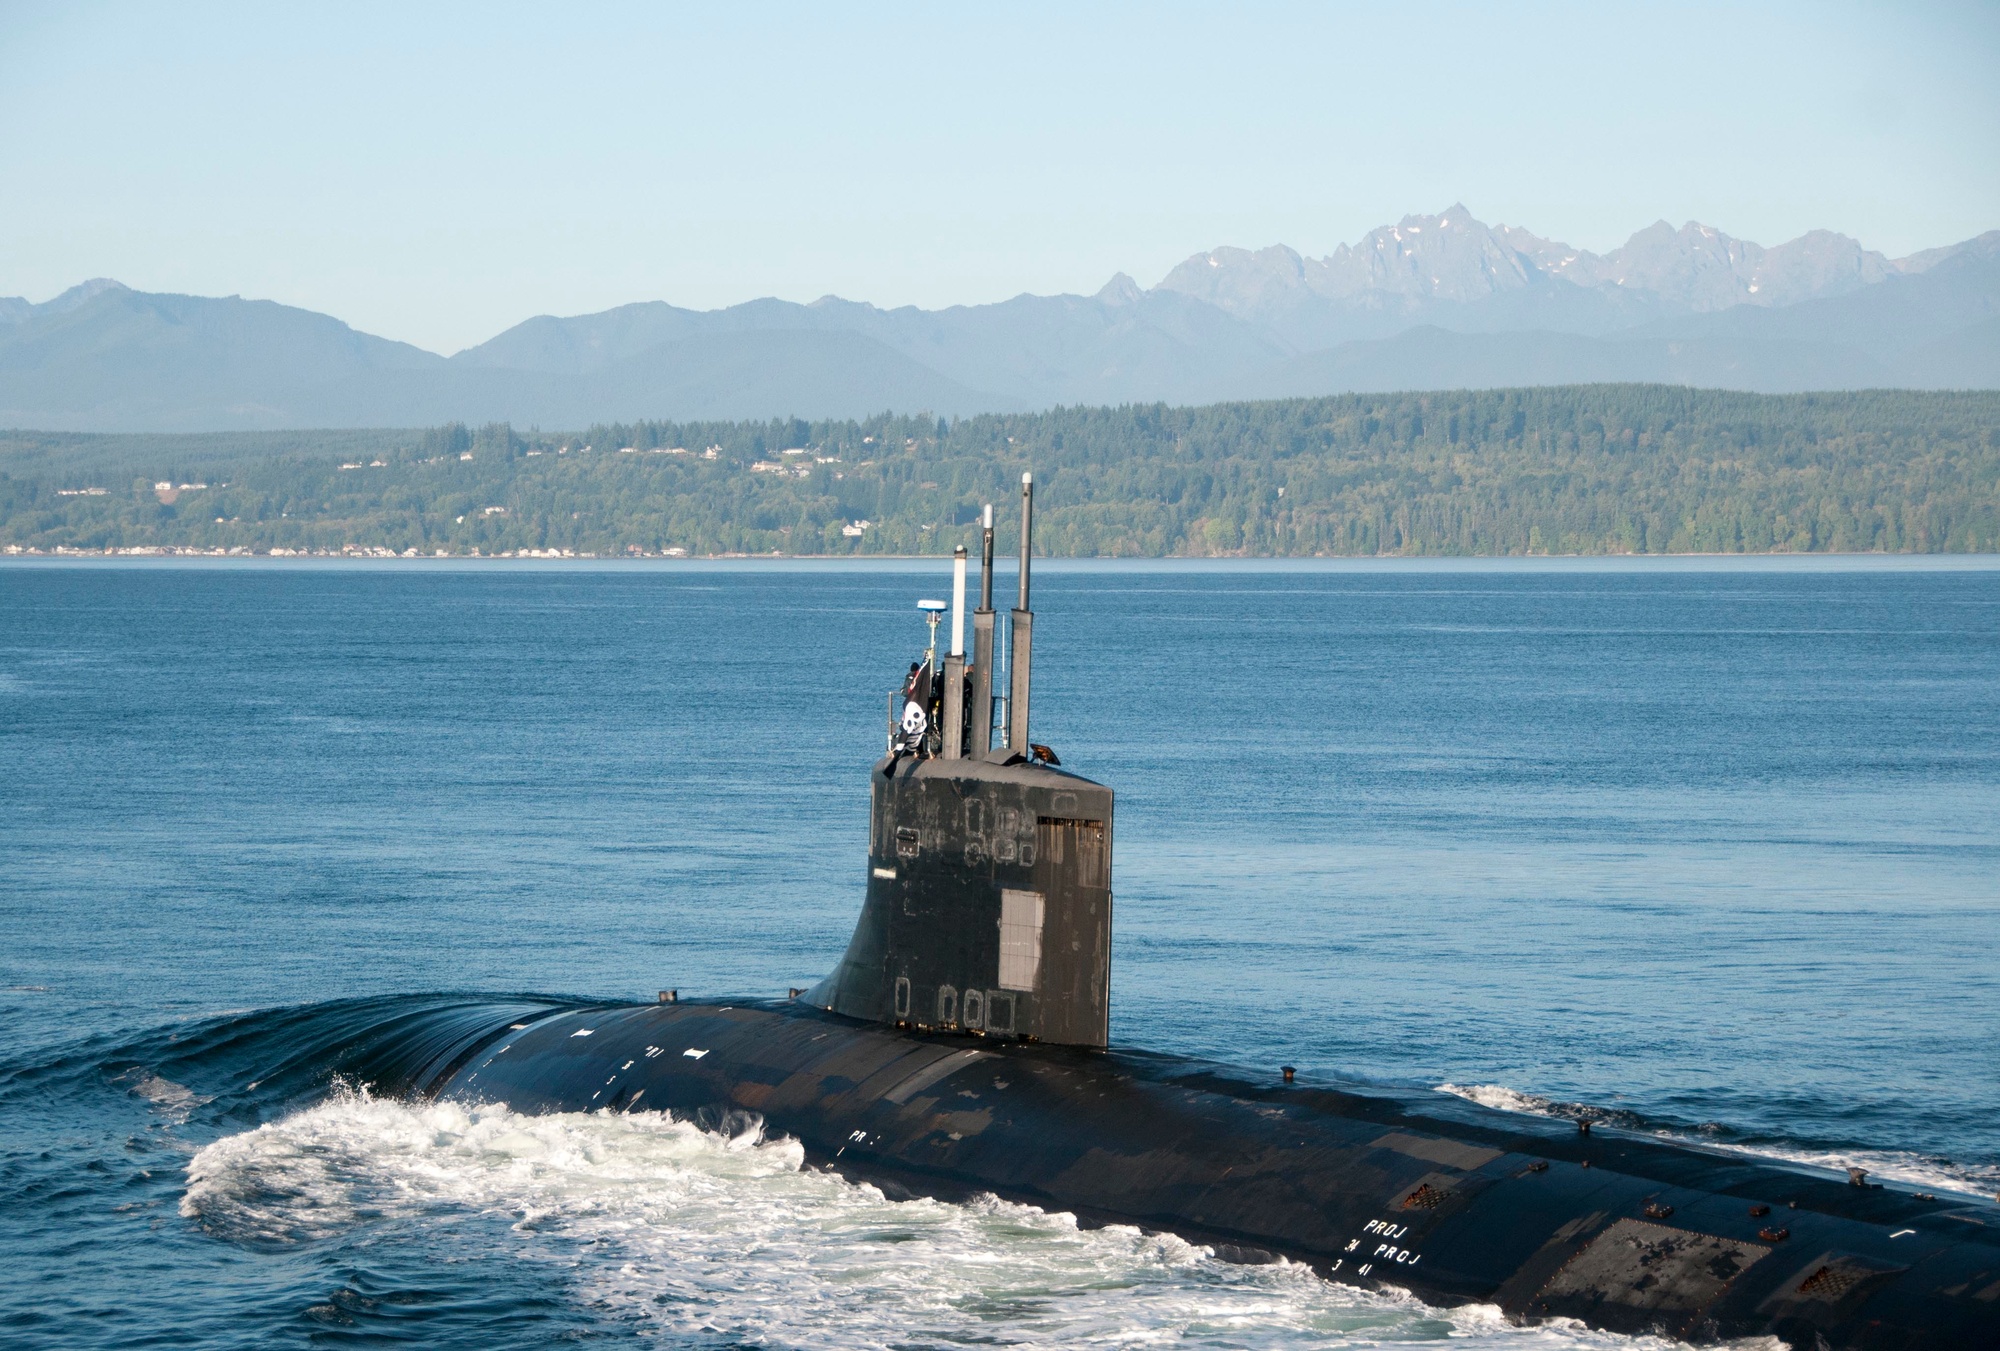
[357, 474, 2000, 1350]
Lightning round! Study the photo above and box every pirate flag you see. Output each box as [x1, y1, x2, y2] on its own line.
[898, 659, 934, 749]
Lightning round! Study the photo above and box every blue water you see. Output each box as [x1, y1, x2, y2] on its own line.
[3, 558, 1997, 1349]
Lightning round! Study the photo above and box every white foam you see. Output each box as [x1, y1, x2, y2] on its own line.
[1440, 1082, 1557, 1117]
[182, 1089, 1726, 1348]
[1438, 1084, 2000, 1201]
[1701, 1141, 2000, 1201]
[120, 1071, 210, 1124]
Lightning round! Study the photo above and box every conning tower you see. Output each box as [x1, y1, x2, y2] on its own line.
[811, 473, 1114, 1046]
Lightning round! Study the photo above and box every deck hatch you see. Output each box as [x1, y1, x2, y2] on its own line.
[1540, 1218, 1769, 1317]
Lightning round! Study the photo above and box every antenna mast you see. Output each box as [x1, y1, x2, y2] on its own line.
[1008, 473, 1033, 753]
[970, 504, 996, 755]
[941, 546, 968, 758]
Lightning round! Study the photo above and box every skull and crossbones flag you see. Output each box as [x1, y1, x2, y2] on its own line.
[898, 660, 933, 747]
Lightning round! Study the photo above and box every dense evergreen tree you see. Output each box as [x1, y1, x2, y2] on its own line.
[3, 387, 1995, 556]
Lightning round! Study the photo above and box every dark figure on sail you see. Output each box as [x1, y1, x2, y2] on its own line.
[896, 660, 933, 754]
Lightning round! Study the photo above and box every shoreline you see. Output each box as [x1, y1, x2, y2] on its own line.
[5, 549, 1998, 572]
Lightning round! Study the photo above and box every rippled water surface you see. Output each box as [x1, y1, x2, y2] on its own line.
[2, 557, 1996, 1349]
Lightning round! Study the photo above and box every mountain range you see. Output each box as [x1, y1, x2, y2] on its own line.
[4, 205, 1996, 432]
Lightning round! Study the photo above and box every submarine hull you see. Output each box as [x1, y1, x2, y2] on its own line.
[367, 997, 2000, 1350]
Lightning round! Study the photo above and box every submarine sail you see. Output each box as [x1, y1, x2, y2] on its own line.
[810, 472, 1112, 1046]
[353, 474, 2000, 1351]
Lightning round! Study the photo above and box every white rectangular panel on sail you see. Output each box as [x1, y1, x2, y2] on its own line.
[998, 888, 1044, 991]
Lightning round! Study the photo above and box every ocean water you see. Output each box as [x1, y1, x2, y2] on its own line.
[2, 556, 1996, 1349]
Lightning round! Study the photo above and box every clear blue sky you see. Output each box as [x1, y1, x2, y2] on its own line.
[2, 1, 1995, 353]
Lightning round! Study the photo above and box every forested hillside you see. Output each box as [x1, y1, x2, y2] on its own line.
[3, 386, 1996, 557]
